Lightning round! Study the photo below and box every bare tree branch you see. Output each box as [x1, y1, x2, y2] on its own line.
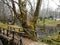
[27, 0, 33, 11]
[14, 1, 18, 4]
[52, 0, 60, 7]
[1, 0, 13, 9]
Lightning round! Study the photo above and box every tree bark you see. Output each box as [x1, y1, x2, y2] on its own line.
[33, 0, 42, 30]
[11, 0, 42, 40]
[22, 0, 42, 40]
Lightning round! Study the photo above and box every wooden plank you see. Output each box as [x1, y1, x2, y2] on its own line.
[0, 34, 12, 41]
[8, 25, 22, 29]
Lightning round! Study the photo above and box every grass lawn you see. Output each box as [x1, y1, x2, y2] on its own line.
[37, 19, 60, 26]
[41, 32, 60, 45]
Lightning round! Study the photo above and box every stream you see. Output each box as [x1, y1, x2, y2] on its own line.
[36, 25, 60, 39]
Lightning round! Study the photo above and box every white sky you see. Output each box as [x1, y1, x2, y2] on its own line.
[14, 0, 60, 11]
[41, 0, 60, 10]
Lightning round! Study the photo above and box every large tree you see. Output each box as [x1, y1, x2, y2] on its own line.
[0, 0, 42, 40]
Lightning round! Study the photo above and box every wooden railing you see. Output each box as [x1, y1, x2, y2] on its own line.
[0, 27, 24, 45]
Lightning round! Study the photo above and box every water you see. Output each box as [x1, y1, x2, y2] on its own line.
[36, 25, 60, 39]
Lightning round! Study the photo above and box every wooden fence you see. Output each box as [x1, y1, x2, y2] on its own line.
[0, 27, 24, 45]
[0, 25, 37, 45]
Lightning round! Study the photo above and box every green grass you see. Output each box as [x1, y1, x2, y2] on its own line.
[45, 19, 56, 24]
[41, 32, 60, 45]
[37, 19, 56, 24]
[37, 19, 60, 26]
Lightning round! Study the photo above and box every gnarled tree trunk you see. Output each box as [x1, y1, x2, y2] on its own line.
[11, 0, 42, 40]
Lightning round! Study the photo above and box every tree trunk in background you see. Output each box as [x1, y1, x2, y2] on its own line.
[27, 0, 42, 30]
[32, 0, 42, 30]
[11, 0, 18, 24]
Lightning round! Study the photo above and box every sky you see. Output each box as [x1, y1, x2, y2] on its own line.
[14, 0, 60, 11]
[41, 0, 60, 10]
[39, 0, 60, 17]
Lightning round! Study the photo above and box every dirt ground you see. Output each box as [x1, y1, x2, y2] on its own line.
[22, 37, 48, 45]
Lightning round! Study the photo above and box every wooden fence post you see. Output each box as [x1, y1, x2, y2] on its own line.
[3, 28, 5, 35]
[12, 28, 15, 40]
[7, 29, 9, 36]
[19, 28, 20, 32]
[0, 27, 2, 33]
[20, 37, 23, 45]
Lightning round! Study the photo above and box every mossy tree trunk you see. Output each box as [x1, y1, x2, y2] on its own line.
[11, 0, 42, 40]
